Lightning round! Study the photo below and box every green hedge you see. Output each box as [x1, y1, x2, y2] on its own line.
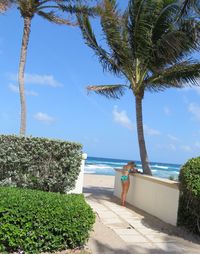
[0, 187, 95, 253]
[177, 157, 200, 235]
[0, 135, 82, 193]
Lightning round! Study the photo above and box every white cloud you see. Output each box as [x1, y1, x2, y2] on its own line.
[25, 73, 63, 87]
[188, 103, 200, 121]
[112, 106, 133, 130]
[93, 138, 100, 143]
[144, 125, 161, 136]
[182, 84, 200, 95]
[8, 83, 38, 96]
[193, 86, 200, 95]
[156, 143, 176, 151]
[180, 145, 192, 152]
[164, 106, 171, 116]
[195, 142, 200, 149]
[7, 73, 63, 87]
[9, 83, 19, 93]
[112, 108, 160, 135]
[185, 86, 200, 95]
[167, 134, 180, 142]
[26, 90, 38, 96]
[34, 112, 55, 123]
[168, 144, 176, 151]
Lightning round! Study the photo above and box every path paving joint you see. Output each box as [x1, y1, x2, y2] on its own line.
[83, 175, 200, 254]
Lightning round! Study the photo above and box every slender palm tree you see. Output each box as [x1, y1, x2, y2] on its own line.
[78, 0, 200, 175]
[9, 0, 97, 135]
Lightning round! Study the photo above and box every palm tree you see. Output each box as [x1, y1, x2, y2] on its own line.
[78, 0, 200, 175]
[9, 0, 97, 135]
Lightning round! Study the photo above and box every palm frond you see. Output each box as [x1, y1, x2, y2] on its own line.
[0, 0, 12, 13]
[152, 3, 179, 43]
[87, 84, 127, 99]
[38, 10, 76, 25]
[180, 0, 191, 15]
[145, 61, 200, 92]
[150, 31, 192, 69]
[58, 3, 100, 17]
[128, 0, 160, 62]
[78, 0, 200, 96]
[179, 0, 197, 16]
[179, 18, 200, 47]
[100, 0, 132, 73]
[77, 14, 121, 74]
[150, 16, 200, 71]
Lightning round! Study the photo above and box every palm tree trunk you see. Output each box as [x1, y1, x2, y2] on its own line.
[18, 16, 31, 135]
[135, 96, 152, 175]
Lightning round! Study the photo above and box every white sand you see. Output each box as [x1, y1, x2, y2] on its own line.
[83, 174, 115, 189]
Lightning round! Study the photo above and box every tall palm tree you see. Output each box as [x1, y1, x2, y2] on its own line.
[9, 0, 97, 135]
[78, 0, 200, 175]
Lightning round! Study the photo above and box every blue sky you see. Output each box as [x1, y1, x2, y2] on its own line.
[0, 1, 200, 164]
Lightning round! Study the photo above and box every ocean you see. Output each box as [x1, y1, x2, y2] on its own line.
[85, 156, 181, 180]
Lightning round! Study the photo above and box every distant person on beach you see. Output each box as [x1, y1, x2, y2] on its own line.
[121, 161, 139, 206]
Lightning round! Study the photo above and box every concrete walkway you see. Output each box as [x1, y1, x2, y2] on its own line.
[83, 175, 200, 254]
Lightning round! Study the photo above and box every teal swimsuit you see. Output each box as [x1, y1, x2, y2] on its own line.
[121, 169, 132, 182]
[121, 175, 129, 182]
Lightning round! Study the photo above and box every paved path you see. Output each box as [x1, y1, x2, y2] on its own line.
[83, 175, 200, 254]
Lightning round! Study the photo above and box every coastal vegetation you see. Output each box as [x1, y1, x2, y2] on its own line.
[0, 187, 95, 253]
[178, 157, 200, 235]
[0, 135, 82, 193]
[78, 0, 200, 175]
[0, 135, 95, 252]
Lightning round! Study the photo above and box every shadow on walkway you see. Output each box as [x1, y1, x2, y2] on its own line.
[84, 184, 200, 246]
[83, 186, 114, 197]
[91, 239, 187, 254]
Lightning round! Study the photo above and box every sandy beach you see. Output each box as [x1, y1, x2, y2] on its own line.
[83, 174, 115, 189]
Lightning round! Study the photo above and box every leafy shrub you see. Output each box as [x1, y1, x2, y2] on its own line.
[0, 135, 82, 193]
[0, 187, 95, 253]
[177, 157, 200, 235]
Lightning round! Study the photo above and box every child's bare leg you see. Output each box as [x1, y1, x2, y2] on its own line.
[121, 182, 125, 206]
[121, 180, 130, 206]
[121, 190, 126, 206]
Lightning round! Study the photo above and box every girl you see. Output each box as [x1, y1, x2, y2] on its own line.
[121, 161, 138, 206]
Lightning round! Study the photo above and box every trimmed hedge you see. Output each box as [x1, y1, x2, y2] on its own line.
[0, 187, 95, 253]
[0, 135, 82, 193]
[177, 157, 200, 235]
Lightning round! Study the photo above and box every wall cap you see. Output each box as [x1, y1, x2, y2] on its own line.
[114, 168, 179, 189]
[82, 153, 87, 160]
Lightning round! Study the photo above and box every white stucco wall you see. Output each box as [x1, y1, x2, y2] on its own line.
[68, 153, 87, 194]
[114, 170, 179, 226]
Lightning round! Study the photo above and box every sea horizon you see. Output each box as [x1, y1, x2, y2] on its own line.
[85, 156, 181, 180]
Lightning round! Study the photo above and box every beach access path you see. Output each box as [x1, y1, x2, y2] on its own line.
[83, 174, 200, 254]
